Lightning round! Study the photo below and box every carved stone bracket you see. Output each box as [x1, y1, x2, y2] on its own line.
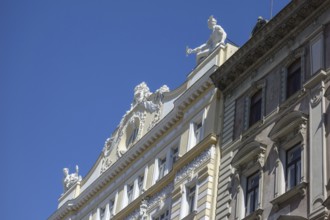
[310, 85, 323, 108]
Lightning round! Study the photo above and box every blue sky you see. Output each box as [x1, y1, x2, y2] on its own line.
[0, 1, 289, 219]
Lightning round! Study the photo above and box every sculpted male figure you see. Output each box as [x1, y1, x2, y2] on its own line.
[63, 165, 81, 192]
[186, 16, 227, 63]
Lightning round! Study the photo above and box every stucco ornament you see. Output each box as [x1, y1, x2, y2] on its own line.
[63, 165, 82, 192]
[100, 82, 169, 173]
[186, 15, 227, 63]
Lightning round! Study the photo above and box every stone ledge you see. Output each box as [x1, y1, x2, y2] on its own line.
[270, 182, 307, 211]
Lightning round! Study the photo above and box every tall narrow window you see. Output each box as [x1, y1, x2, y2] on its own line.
[100, 207, 106, 220]
[158, 157, 166, 179]
[109, 199, 114, 217]
[286, 59, 301, 98]
[127, 127, 139, 147]
[127, 184, 134, 203]
[138, 175, 144, 194]
[194, 121, 203, 143]
[249, 90, 262, 126]
[286, 144, 301, 190]
[187, 185, 197, 214]
[172, 147, 179, 164]
[246, 172, 259, 215]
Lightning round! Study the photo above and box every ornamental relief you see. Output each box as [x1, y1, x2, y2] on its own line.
[124, 183, 173, 220]
[100, 82, 169, 174]
[174, 147, 212, 183]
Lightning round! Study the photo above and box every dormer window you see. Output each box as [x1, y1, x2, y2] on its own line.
[127, 127, 138, 147]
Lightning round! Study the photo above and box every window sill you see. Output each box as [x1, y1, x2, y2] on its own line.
[242, 120, 263, 139]
[182, 210, 197, 220]
[279, 89, 305, 111]
[242, 208, 263, 220]
[270, 182, 307, 211]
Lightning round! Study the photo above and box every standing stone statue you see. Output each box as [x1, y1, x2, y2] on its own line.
[186, 15, 227, 64]
[63, 165, 82, 192]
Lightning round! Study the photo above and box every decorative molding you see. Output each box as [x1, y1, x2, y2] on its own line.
[310, 85, 323, 108]
[100, 83, 169, 173]
[210, 0, 327, 91]
[174, 148, 212, 183]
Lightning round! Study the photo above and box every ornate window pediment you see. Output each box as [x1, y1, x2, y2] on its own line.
[268, 111, 307, 144]
[231, 141, 266, 220]
[269, 111, 308, 209]
[232, 141, 266, 170]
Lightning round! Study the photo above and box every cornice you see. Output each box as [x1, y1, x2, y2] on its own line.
[210, 0, 329, 92]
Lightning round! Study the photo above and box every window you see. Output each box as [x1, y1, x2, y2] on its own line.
[158, 157, 166, 179]
[231, 141, 265, 219]
[246, 173, 259, 216]
[127, 127, 139, 147]
[109, 199, 114, 217]
[194, 121, 203, 143]
[286, 144, 301, 191]
[249, 89, 262, 127]
[171, 147, 179, 164]
[100, 207, 106, 220]
[187, 185, 197, 214]
[153, 208, 170, 220]
[138, 175, 144, 194]
[127, 183, 134, 203]
[268, 111, 307, 208]
[286, 59, 301, 98]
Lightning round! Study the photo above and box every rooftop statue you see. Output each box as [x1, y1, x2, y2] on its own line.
[186, 15, 227, 64]
[63, 165, 82, 193]
[251, 16, 268, 36]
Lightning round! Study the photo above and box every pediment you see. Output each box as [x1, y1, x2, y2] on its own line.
[268, 111, 307, 141]
[232, 141, 266, 168]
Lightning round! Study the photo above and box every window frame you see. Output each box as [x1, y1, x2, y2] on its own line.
[269, 111, 307, 209]
[188, 109, 207, 150]
[231, 141, 266, 220]
[286, 143, 302, 191]
[244, 80, 266, 130]
[245, 172, 260, 216]
[280, 48, 305, 103]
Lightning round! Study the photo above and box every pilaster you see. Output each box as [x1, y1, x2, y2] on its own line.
[304, 70, 329, 219]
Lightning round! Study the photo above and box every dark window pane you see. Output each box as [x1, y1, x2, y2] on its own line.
[249, 90, 262, 126]
[246, 172, 259, 215]
[286, 144, 301, 190]
[286, 59, 301, 98]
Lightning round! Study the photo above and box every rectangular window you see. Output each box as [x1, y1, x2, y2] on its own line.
[100, 207, 106, 220]
[194, 121, 203, 143]
[159, 157, 166, 179]
[286, 144, 301, 190]
[249, 90, 262, 126]
[153, 208, 170, 220]
[246, 172, 259, 215]
[172, 147, 179, 164]
[286, 59, 301, 98]
[188, 185, 196, 214]
[138, 175, 144, 194]
[127, 184, 134, 203]
[109, 199, 114, 217]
